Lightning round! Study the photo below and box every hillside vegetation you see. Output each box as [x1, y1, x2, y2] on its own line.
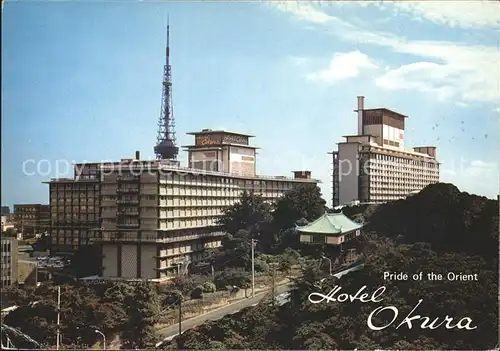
[164, 183, 499, 350]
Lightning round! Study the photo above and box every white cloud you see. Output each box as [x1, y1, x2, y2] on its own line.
[306, 51, 378, 83]
[375, 61, 457, 101]
[272, 1, 334, 24]
[463, 160, 499, 178]
[390, 1, 500, 29]
[270, 2, 500, 105]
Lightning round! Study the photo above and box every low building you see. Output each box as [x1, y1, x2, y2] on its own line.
[18, 259, 38, 286]
[1, 206, 10, 216]
[13, 204, 50, 237]
[1, 237, 18, 287]
[297, 212, 363, 245]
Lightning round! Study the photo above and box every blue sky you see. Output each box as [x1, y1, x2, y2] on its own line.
[2, 1, 499, 208]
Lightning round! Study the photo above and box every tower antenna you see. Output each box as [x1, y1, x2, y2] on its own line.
[154, 15, 179, 160]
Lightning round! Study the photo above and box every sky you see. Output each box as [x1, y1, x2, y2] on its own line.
[2, 0, 500, 209]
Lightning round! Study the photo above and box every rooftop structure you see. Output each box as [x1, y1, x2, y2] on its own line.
[183, 129, 258, 177]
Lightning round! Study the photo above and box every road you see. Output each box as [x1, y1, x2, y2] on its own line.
[157, 283, 291, 340]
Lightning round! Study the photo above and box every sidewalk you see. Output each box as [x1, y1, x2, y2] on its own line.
[156, 280, 292, 339]
[155, 278, 291, 331]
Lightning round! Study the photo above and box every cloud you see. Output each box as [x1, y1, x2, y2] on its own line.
[272, 1, 335, 24]
[269, 2, 500, 105]
[389, 1, 500, 29]
[463, 160, 499, 178]
[375, 61, 457, 101]
[306, 51, 378, 83]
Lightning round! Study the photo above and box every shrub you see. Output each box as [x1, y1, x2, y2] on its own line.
[190, 286, 203, 299]
[254, 259, 269, 273]
[201, 281, 216, 293]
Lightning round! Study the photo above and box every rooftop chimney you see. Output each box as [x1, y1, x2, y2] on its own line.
[357, 96, 365, 135]
[135, 151, 140, 160]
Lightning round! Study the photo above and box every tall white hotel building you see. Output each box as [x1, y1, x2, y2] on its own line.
[330, 96, 440, 206]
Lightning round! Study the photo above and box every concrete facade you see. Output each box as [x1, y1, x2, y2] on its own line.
[95, 159, 318, 281]
[1, 237, 18, 287]
[13, 204, 50, 236]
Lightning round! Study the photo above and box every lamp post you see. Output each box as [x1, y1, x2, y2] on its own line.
[322, 256, 332, 276]
[251, 239, 256, 297]
[56, 286, 61, 350]
[94, 330, 105, 350]
[177, 292, 183, 336]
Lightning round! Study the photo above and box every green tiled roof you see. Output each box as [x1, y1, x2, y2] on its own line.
[296, 212, 362, 236]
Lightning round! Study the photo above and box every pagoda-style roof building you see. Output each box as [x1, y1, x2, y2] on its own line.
[297, 212, 363, 245]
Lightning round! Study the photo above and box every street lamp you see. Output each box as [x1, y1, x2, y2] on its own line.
[321, 256, 332, 276]
[251, 239, 256, 297]
[95, 330, 105, 350]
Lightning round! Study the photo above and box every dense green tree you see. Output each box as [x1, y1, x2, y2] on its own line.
[201, 281, 216, 293]
[217, 190, 272, 237]
[159, 184, 498, 350]
[213, 268, 251, 290]
[272, 184, 326, 231]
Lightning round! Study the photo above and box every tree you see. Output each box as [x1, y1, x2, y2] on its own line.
[165, 184, 498, 350]
[3, 227, 17, 237]
[272, 184, 326, 231]
[273, 227, 301, 252]
[214, 268, 251, 290]
[201, 281, 217, 293]
[101, 281, 163, 349]
[191, 286, 204, 299]
[217, 191, 272, 237]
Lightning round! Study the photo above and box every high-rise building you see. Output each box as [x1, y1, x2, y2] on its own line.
[13, 204, 51, 236]
[1, 237, 18, 287]
[46, 130, 319, 281]
[330, 96, 439, 206]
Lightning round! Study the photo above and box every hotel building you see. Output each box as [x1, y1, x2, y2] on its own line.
[46, 130, 319, 281]
[330, 96, 439, 206]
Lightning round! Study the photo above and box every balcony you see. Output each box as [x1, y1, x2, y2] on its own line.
[117, 188, 139, 193]
[93, 230, 223, 243]
[116, 199, 139, 204]
[118, 210, 140, 216]
[117, 222, 140, 228]
[116, 175, 139, 182]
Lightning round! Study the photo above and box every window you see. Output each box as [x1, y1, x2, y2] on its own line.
[312, 235, 325, 244]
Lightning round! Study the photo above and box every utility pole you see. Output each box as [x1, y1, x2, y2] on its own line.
[178, 294, 182, 336]
[271, 263, 277, 307]
[56, 286, 61, 350]
[251, 239, 256, 297]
